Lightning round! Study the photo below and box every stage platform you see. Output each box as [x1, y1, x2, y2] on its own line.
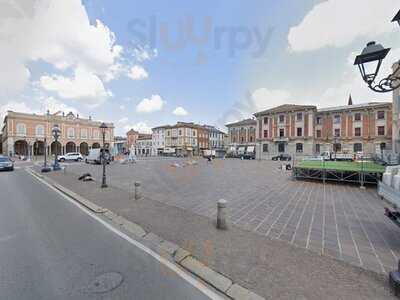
[292, 160, 385, 185]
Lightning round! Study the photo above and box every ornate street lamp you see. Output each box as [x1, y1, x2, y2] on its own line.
[52, 125, 61, 171]
[354, 9, 400, 93]
[100, 122, 108, 188]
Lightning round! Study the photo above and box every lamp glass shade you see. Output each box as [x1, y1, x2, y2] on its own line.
[354, 41, 390, 83]
[52, 126, 61, 136]
[99, 122, 108, 134]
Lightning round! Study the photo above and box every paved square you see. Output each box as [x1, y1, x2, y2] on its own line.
[65, 158, 400, 274]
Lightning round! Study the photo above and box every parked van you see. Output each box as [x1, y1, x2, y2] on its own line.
[85, 148, 111, 164]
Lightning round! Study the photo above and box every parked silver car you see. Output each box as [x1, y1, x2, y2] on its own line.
[0, 156, 14, 171]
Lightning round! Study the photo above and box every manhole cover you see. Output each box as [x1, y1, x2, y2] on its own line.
[86, 272, 124, 293]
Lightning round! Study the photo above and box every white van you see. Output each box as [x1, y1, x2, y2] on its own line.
[85, 148, 111, 164]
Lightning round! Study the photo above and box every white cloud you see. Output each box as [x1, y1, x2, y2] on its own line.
[39, 67, 111, 106]
[119, 104, 125, 110]
[288, 0, 398, 52]
[123, 122, 152, 134]
[118, 117, 129, 124]
[40, 96, 80, 116]
[217, 88, 294, 127]
[172, 106, 188, 116]
[0, 101, 35, 122]
[136, 95, 165, 113]
[0, 0, 123, 98]
[132, 46, 158, 62]
[127, 65, 149, 80]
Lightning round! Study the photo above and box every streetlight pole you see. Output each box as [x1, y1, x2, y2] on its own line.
[41, 136, 51, 172]
[52, 125, 61, 171]
[100, 122, 108, 188]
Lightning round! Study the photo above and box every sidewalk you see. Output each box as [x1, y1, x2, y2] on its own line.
[36, 167, 396, 300]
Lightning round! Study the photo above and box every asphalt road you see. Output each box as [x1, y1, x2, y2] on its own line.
[0, 168, 220, 300]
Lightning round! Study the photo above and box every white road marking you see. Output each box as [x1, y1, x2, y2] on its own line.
[0, 234, 17, 242]
[26, 169, 224, 300]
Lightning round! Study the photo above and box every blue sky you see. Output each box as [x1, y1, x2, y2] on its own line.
[1, 0, 399, 135]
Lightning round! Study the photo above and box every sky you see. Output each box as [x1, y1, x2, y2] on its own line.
[0, 0, 399, 136]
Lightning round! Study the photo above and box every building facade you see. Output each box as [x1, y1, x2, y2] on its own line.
[1, 111, 114, 157]
[253, 102, 393, 159]
[113, 136, 127, 155]
[165, 122, 198, 156]
[225, 118, 257, 152]
[126, 129, 139, 149]
[152, 126, 167, 155]
[254, 104, 317, 158]
[204, 125, 226, 150]
[135, 134, 154, 156]
[314, 102, 392, 155]
[393, 63, 400, 154]
[197, 126, 210, 154]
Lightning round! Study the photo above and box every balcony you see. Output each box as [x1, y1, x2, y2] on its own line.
[273, 136, 289, 142]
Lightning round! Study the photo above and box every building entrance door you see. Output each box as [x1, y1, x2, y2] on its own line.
[278, 142, 285, 153]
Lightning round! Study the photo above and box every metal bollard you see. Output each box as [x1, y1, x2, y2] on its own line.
[217, 199, 228, 230]
[134, 181, 142, 200]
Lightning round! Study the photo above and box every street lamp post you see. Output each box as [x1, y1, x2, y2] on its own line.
[100, 122, 108, 188]
[354, 9, 400, 93]
[41, 136, 51, 172]
[52, 125, 61, 171]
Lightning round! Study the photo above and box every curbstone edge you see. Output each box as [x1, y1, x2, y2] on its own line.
[180, 256, 232, 293]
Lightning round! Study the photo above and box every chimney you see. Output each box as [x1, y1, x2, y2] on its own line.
[77, 114, 79, 118]
[62, 112, 65, 117]
[46, 110, 50, 115]
[89, 116, 92, 121]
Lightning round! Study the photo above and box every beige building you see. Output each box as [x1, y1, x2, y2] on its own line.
[1, 111, 114, 157]
[225, 118, 257, 152]
[253, 101, 393, 159]
[165, 122, 199, 156]
[254, 104, 316, 157]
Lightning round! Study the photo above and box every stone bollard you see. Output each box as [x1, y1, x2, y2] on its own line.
[217, 199, 228, 230]
[63, 166, 67, 174]
[134, 181, 142, 200]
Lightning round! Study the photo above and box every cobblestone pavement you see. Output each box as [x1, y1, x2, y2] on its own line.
[65, 157, 400, 274]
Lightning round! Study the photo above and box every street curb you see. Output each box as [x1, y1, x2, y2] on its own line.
[27, 168, 108, 214]
[27, 167, 266, 300]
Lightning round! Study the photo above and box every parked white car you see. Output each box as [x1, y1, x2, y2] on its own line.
[58, 152, 83, 162]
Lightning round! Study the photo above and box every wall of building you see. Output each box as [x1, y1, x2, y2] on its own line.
[2, 112, 114, 157]
[255, 103, 393, 160]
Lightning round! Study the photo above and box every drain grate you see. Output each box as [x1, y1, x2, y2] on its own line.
[85, 272, 124, 294]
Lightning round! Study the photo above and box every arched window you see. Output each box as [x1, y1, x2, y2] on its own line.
[16, 123, 26, 136]
[35, 125, 45, 137]
[67, 128, 75, 138]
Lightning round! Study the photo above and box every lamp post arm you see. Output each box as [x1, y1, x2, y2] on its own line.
[367, 62, 400, 93]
